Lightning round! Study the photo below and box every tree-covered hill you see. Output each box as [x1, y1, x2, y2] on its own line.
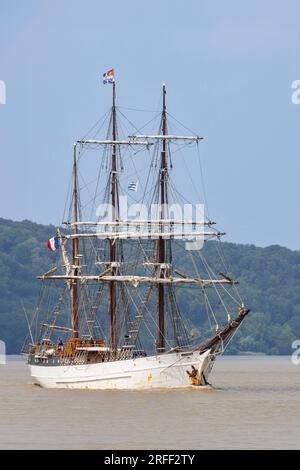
[0, 218, 55, 354]
[0, 217, 299, 354]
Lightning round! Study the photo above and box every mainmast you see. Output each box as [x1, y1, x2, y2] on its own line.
[157, 84, 167, 353]
[71, 143, 79, 337]
[110, 82, 117, 350]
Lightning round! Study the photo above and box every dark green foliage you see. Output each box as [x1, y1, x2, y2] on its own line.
[0, 218, 55, 353]
[0, 217, 299, 354]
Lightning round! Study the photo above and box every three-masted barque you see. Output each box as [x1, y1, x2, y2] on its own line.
[24, 70, 249, 389]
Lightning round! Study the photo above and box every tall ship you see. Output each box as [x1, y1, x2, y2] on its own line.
[24, 70, 249, 389]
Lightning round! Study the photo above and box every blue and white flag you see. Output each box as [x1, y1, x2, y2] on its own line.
[103, 68, 115, 85]
[128, 181, 138, 192]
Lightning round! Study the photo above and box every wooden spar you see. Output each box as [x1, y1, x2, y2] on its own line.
[199, 307, 250, 353]
[174, 269, 188, 278]
[42, 324, 76, 333]
[129, 135, 203, 141]
[71, 144, 79, 338]
[38, 274, 239, 285]
[157, 84, 167, 353]
[76, 139, 152, 146]
[42, 266, 57, 277]
[63, 220, 216, 226]
[110, 81, 117, 350]
[63, 231, 225, 240]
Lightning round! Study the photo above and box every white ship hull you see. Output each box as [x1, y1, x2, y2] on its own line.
[29, 349, 214, 390]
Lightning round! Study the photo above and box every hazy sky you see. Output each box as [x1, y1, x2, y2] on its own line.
[0, 0, 299, 249]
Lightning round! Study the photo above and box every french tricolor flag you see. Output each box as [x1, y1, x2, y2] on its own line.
[47, 236, 60, 252]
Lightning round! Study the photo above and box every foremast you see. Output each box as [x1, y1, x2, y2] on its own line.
[71, 144, 79, 337]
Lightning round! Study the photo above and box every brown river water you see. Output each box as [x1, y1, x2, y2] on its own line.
[0, 356, 299, 449]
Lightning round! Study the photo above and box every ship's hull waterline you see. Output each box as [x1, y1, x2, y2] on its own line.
[29, 349, 214, 390]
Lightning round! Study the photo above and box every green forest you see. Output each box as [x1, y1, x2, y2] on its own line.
[0, 217, 299, 355]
